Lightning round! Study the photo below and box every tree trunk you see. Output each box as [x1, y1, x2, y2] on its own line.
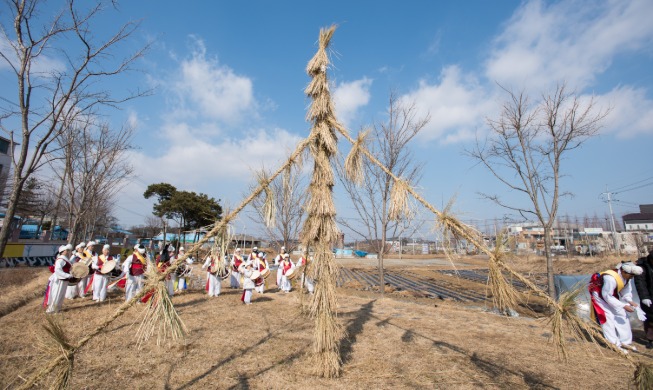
[543, 225, 555, 298]
[0, 177, 27, 254]
[379, 229, 386, 296]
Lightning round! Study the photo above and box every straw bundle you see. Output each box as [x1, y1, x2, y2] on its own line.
[40, 316, 75, 389]
[135, 267, 187, 347]
[344, 130, 368, 185]
[256, 170, 276, 227]
[388, 178, 411, 221]
[486, 233, 519, 315]
[634, 362, 653, 390]
[302, 25, 343, 378]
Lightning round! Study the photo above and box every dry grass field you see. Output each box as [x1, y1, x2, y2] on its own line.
[0, 254, 648, 389]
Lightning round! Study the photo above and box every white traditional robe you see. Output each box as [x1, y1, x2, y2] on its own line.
[46, 255, 72, 313]
[202, 256, 222, 297]
[591, 270, 635, 347]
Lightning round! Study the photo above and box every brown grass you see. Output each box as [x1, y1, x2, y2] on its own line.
[0, 269, 645, 389]
[0, 268, 50, 318]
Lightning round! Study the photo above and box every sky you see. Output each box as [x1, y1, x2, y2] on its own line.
[2, 0, 652, 238]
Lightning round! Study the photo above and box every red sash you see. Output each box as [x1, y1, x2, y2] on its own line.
[282, 261, 292, 275]
[130, 254, 145, 276]
[233, 256, 243, 272]
[589, 269, 624, 325]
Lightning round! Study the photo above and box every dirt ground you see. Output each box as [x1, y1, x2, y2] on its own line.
[0, 256, 649, 389]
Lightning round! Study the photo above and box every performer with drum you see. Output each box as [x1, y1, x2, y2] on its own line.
[90, 244, 114, 302]
[280, 254, 295, 293]
[230, 248, 244, 289]
[241, 262, 255, 304]
[45, 244, 74, 314]
[77, 241, 98, 298]
[202, 252, 223, 297]
[65, 242, 85, 299]
[119, 244, 148, 301]
[253, 252, 269, 294]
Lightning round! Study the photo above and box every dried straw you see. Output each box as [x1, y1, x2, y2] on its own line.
[344, 129, 368, 185]
[332, 114, 640, 366]
[135, 267, 187, 347]
[634, 362, 653, 390]
[388, 178, 410, 221]
[256, 170, 276, 227]
[41, 316, 75, 390]
[303, 24, 343, 378]
[18, 131, 318, 388]
[487, 233, 518, 315]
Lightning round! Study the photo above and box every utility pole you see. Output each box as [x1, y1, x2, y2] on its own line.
[600, 186, 620, 254]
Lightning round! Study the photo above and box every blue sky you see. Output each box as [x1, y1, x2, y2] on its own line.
[3, 0, 652, 237]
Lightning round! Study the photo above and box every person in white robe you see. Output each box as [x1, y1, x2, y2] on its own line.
[230, 248, 244, 289]
[176, 247, 193, 291]
[275, 246, 286, 290]
[117, 244, 147, 302]
[65, 242, 85, 299]
[46, 244, 74, 314]
[280, 254, 295, 293]
[590, 261, 643, 352]
[90, 244, 112, 302]
[202, 254, 222, 297]
[241, 263, 255, 304]
[253, 252, 269, 294]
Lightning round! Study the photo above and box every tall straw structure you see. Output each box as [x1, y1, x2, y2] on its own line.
[302, 25, 343, 378]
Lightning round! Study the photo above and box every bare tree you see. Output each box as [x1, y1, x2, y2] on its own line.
[249, 164, 307, 251]
[337, 93, 430, 294]
[0, 0, 148, 254]
[469, 83, 608, 297]
[61, 119, 134, 244]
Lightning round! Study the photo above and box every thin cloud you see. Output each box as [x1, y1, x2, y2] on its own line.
[399, 66, 492, 144]
[486, 0, 653, 91]
[333, 77, 373, 128]
[171, 37, 255, 123]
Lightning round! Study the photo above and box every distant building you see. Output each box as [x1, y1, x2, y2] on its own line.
[622, 204, 653, 232]
[0, 136, 17, 208]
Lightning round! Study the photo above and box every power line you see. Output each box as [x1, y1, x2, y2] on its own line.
[611, 176, 653, 194]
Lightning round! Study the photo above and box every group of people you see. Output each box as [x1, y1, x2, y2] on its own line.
[202, 246, 314, 304]
[43, 241, 196, 313]
[589, 248, 653, 353]
[44, 242, 314, 313]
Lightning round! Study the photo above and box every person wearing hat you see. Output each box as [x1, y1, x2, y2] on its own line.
[44, 244, 74, 313]
[275, 246, 287, 290]
[65, 242, 85, 299]
[253, 251, 269, 294]
[118, 244, 148, 301]
[202, 251, 223, 297]
[279, 254, 295, 293]
[635, 247, 653, 348]
[90, 244, 114, 302]
[240, 262, 255, 304]
[589, 261, 644, 352]
[230, 248, 244, 289]
[248, 247, 259, 262]
[76, 241, 98, 298]
[176, 247, 194, 292]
